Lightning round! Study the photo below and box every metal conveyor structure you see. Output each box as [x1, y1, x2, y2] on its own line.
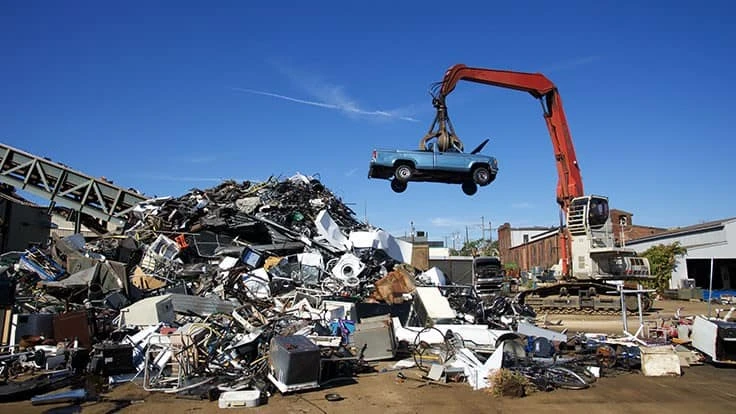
[0, 143, 149, 228]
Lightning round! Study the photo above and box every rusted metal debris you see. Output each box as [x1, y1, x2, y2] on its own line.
[0, 173, 707, 406]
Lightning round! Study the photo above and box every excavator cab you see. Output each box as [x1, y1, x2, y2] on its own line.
[567, 195, 651, 280]
[567, 195, 610, 236]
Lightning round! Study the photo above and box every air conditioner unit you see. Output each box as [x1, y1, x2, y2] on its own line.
[267, 335, 320, 393]
[119, 295, 175, 327]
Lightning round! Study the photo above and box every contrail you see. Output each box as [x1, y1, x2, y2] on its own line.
[233, 88, 338, 109]
[233, 87, 419, 122]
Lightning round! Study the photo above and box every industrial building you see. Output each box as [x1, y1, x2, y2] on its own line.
[626, 217, 736, 291]
[0, 187, 52, 253]
[0, 187, 101, 255]
[49, 213, 98, 239]
[497, 224, 559, 273]
[397, 231, 445, 254]
[610, 209, 669, 247]
[398, 231, 476, 284]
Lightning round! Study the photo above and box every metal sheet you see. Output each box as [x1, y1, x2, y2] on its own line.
[169, 294, 236, 316]
[516, 320, 568, 343]
[351, 314, 396, 361]
[413, 287, 456, 325]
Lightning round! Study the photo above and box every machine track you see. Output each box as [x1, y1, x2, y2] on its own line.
[532, 307, 642, 316]
[516, 281, 653, 317]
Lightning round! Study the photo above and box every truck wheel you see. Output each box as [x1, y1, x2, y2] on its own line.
[391, 179, 407, 193]
[472, 165, 493, 186]
[641, 295, 652, 311]
[625, 295, 639, 312]
[461, 182, 477, 196]
[394, 164, 413, 182]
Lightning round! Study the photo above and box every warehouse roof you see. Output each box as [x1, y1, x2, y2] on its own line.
[627, 217, 736, 245]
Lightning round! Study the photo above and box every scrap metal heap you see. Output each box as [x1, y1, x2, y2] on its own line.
[0, 174, 702, 406]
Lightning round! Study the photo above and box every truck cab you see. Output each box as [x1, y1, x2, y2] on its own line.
[472, 256, 505, 299]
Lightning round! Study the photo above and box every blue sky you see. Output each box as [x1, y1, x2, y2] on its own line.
[2, 1, 734, 243]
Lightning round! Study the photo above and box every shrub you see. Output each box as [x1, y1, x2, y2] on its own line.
[487, 368, 534, 398]
[641, 242, 687, 294]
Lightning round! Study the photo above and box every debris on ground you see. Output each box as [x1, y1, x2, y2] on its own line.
[0, 173, 716, 407]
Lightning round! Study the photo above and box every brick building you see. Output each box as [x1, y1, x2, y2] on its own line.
[609, 209, 667, 246]
[497, 224, 559, 273]
[498, 209, 667, 273]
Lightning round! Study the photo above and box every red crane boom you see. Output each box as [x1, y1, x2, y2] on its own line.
[432, 63, 586, 276]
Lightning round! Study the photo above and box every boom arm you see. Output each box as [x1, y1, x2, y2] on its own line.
[430, 64, 585, 276]
[436, 64, 584, 208]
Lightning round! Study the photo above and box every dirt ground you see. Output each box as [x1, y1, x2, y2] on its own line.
[4, 299, 735, 414]
[538, 297, 717, 335]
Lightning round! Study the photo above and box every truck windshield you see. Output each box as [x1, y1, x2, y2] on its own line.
[474, 258, 501, 277]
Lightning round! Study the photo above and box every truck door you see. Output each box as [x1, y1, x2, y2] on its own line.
[433, 144, 466, 172]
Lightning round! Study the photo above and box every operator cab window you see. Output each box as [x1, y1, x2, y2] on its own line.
[588, 198, 609, 228]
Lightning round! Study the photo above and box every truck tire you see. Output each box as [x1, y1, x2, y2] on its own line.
[394, 163, 414, 182]
[461, 182, 477, 196]
[472, 165, 494, 186]
[625, 295, 640, 312]
[391, 179, 407, 193]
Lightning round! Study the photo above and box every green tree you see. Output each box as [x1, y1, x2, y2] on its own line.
[640, 242, 687, 294]
[450, 239, 497, 256]
[504, 262, 519, 276]
[490, 239, 499, 253]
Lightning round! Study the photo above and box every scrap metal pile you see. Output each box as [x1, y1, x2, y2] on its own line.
[0, 173, 700, 407]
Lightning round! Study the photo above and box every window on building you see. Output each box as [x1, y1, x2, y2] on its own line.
[523, 234, 529, 243]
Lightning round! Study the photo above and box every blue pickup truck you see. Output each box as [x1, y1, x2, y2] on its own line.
[368, 139, 499, 195]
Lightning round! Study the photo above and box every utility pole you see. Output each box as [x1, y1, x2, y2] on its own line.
[481, 216, 485, 241]
[619, 217, 627, 247]
[465, 226, 469, 245]
[488, 219, 492, 245]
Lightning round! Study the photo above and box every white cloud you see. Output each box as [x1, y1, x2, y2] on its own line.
[233, 64, 420, 122]
[233, 88, 419, 122]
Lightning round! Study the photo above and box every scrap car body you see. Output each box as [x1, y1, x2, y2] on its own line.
[367, 139, 499, 196]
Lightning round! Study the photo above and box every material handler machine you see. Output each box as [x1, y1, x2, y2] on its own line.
[421, 64, 652, 313]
